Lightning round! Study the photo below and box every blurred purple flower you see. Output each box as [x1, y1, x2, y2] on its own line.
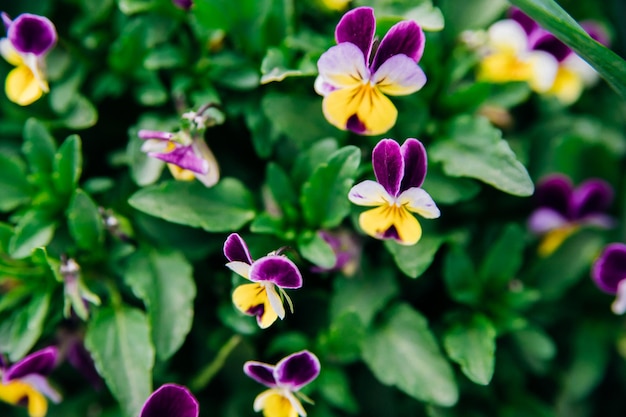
[57, 327, 103, 390]
[172, 0, 193, 10]
[311, 230, 361, 276]
[140, 384, 199, 417]
[592, 243, 626, 314]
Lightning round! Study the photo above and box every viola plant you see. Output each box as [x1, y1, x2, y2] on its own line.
[224, 233, 303, 329]
[348, 138, 440, 246]
[592, 243, 626, 314]
[528, 174, 614, 256]
[0, 12, 56, 105]
[244, 350, 320, 417]
[0, 347, 61, 417]
[315, 6, 427, 135]
[139, 384, 199, 417]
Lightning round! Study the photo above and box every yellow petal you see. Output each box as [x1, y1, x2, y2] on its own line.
[167, 164, 196, 181]
[232, 283, 278, 328]
[546, 66, 583, 105]
[5, 65, 44, 106]
[254, 390, 299, 417]
[0, 38, 23, 66]
[358, 204, 422, 245]
[538, 225, 579, 257]
[0, 381, 48, 417]
[477, 51, 533, 85]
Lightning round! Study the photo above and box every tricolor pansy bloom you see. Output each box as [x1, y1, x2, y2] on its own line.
[1, 12, 57, 105]
[224, 233, 303, 329]
[591, 243, 626, 315]
[244, 350, 320, 417]
[314, 6, 427, 135]
[528, 174, 614, 256]
[348, 138, 440, 246]
[0, 347, 61, 417]
[139, 384, 199, 417]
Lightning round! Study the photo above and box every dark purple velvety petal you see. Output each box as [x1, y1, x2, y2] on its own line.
[335, 7, 375, 60]
[592, 243, 626, 294]
[346, 115, 367, 134]
[172, 0, 193, 9]
[581, 21, 610, 46]
[371, 20, 425, 72]
[244, 361, 277, 388]
[223, 233, 253, 264]
[67, 339, 103, 390]
[399, 138, 427, 191]
[5, 347, 58, 381]
[508, 8, 539, 35]
[382, 225, 401, 241]
[372, 139, 404, 197]
[571, 179, 613, 220]
[250, 255, 303, 289]
[8, 13, 57, 56]
[140, 384, 199, 417]
[275, 350, 320, 391]
[532, 32, 572, 62]
[534, 175, 573, 219]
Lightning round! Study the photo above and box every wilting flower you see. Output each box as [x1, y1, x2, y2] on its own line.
[139, 384, 199, 417]
[311, 229, 361, 276]
[528, 174, 614, 256]
[172, 0, 193, 10]
[1, 12, 57, 105]
[224, 233, 303, 329]
[0, 347, 61, 417]
[591, 243, 626, 314]
[348, 138, 440, 246]
[60, 256, 101, 321]
[315, 6, 427, 135]
[244, 350, 320, 417]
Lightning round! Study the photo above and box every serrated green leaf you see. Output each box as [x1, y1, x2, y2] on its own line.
[0, 154, 32, 212]
[443, 315, 496, 385]
[385, 235, 446, 278]
[22, 118, 56, 175]
[298, 232, 336, 269]
[362, 304, 458, 406]
[67, 189, 105, 250]
[85, 306, 154, 417]
[128, 178, 256, 232]
[124, 249, 196, 361]
[0, 292, 51, 361]
[53, 135, 83, 196]
[9, 210, 56, 259]
[301, 146, 361, 228]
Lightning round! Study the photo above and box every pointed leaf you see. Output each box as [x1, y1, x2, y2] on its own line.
[385, 235, 446, 278]
[22, 118, 56, 175]
[9, 210, 56, 259]
[0, 292, 51, 361]
[298, 232, 336, 269]
[0, 154, 32, 212]
[67, 189, 105, 250]
[52, 135, 83, 196]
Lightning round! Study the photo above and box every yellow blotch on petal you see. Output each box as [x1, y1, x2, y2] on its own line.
[359, 204, 422, 246]
[0, 381, 48, 417]
[477, 52, 534, 85]
[257, 391, 298, 417]
[167, 164, 196, 181]
[232, 283, 278, 328]
[5, 65, 44, 106]
[547, 66, 583, 105]
[538, 225, 579, 257]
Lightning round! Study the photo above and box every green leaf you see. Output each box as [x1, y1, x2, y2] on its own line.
[85, 306, 154, 417]
[478, 224, 525, 288]
[124, 249, 196, 361]
[9, 210, 56, 259]
[297, 232, 336, 269]
[318, 312, 365, 364]
[53, 135, 83, 196]
[385, 235, 446, 278]
[362, 304, 458, 406]
[430, 116, 534, 196]
[260, 48, 306, 84]
[128, 178, 256, 232]
[443, 315, 496, 385]
[265, 162, 298, 218]
[61, 95, 99, 130]
[318, 366, 359, 414]
[291, 138, 339, 189]
[22, 118, 56, 175]
[67, 189, 105, 250]
[301, 146, 361, 228]
[0, 292, 51, 361]
[443, 245, 481, 306]
[0, 154, 32, 212]
[510, 0, 626, 100]
[422, 163, 480, 205]
[127, 130, 166, 186]
[511, 327, 556, 373]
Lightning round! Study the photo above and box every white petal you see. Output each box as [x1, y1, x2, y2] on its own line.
[398, 187, 440, 218]
[487, 20, 529, 54]
[316, 42, 369, 89]
[348, 180, 393, 206]
[284, 390, 307, 417]
[612, 280, 626, 315]
[527, 50, 559, 92]
[226, 261, 251, 279]
[266, 283, 285, 319]
[563, 53, 599, 86]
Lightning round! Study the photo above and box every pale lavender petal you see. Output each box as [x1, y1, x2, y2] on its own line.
[223, 233, 253, 264]
[532, 32, 572, 62]
[373, 139, 404, 197]
[534, 175, 572, 218]
[140, 384, 199, 417]
[371, 20, 425, 72]
[249, 256, 303, 289]
[275, 350, 320, 391]
[581, 213, 615, 229]
[527, 207, 568, 234]
[8, 13, 57, 56]
[592, 243, 626, 294]
[335, 6, 375, 59]
[509, 7, 539, 36]
[348, 180, 392, 206]
[399, 138, 427, 191]
[5, 346, 58, 381]
[313, 75, 338, 96]
[244, 361, 277, 388]
[138, 129, 174, 141]
[148, 145, 209, 174]
[371, 54, 427, 96]
[19, 374, 61, 403]
[571, 179, 613, 219]
[581, 21, 610, 46]
[1, 12, 11, 30]
[316, 42, 369, 88]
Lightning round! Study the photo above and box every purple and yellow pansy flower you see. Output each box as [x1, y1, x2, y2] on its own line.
[1, 12, 56, 105]
[528, 174, 614, 256]
[244, 350, 320, 417]
[315, 6, 427, 135]
[348, 138, 440, 246]
[592, 243, 626, 315]
[139, 383, 199, 417]
[224, 233, 303, 329]
[0, 347, 61, 417]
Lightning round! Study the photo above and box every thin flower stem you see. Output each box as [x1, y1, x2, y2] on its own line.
[189, 334, 242, 391]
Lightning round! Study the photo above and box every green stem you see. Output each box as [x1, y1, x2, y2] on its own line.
[189, 334, 243, 391]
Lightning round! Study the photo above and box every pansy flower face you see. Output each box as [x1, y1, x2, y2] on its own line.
[244, 350, 320, 417]
[139, 384, 199, 417]
[1, 12, 56, 105]
[592, 243, 626, 315]
[315, 6, 427, 135]
[224, 234, 303, 329]
[0, 347, 61, 417]
[528, 174, 614, 256]
[348, 138, 440, 246]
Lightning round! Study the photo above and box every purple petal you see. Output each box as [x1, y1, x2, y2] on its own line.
[7, 13, 57, 56]
[372, 139, 404, 197]
[527, 208, 567, 234]
[571, 179, 613, 220]
[275, 350, 321, 391]
[148, 144, 209, 174]
[534, 175, 573, 218]
[399, 138, 427, 191]
[223, 233, 253, 264]
[532, 32, 572, 62]
[371, 20, 425, 72]
[346, 115, 367, 134]
[508, 7, 539, 36]
[140, 384, 199, 417]
[244, 361, 277, 388]
[581, 21, 610, 46]
[172, 0, 193, 9]
[249, 256, 303, 289]
[1, 12, 12, 30]
[592, 243, 626, 294]
[4, 347, 58, 381]
[335, 7, 375, 60]
[19, 374, 61, 403]
[67, 339, 103, 389]
[138, 129, 174, 141]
